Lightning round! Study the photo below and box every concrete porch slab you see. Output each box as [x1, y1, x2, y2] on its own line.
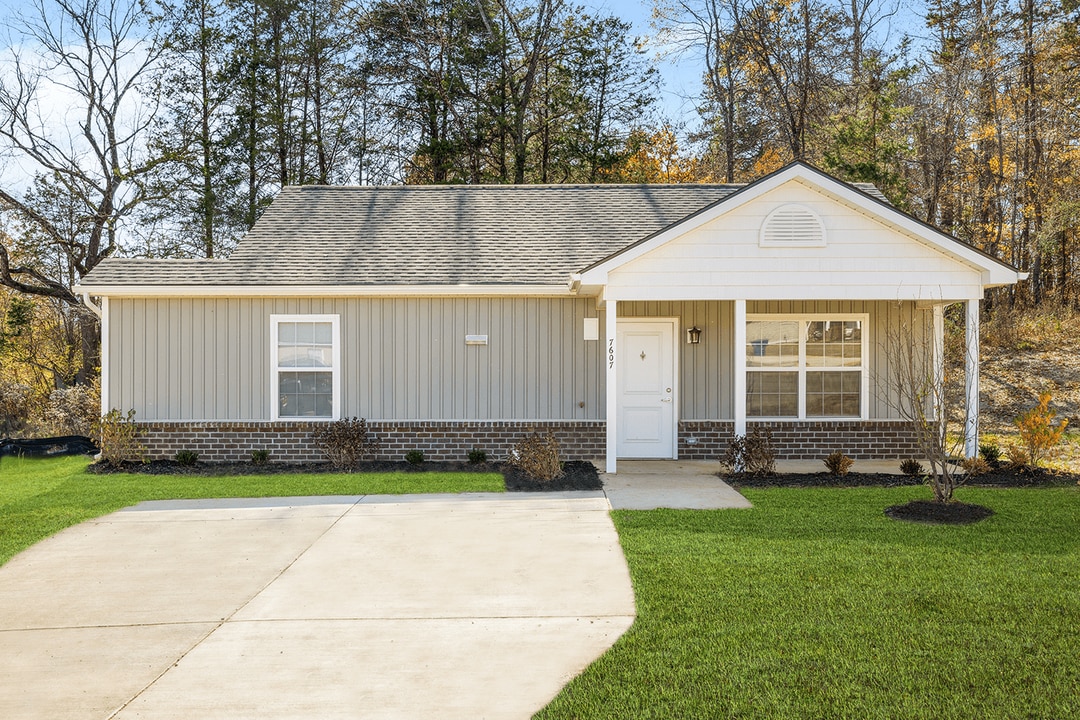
[599, 460, 753, 510]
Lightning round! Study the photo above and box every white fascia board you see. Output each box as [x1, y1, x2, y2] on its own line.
[797, 178, 1023, 285]
[72, 283, 573, 298]
[578, 164, 1023, 287]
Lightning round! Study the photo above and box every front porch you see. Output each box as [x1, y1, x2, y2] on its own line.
[597, 299, 981, 474]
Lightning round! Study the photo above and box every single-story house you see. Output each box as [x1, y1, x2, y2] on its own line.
[76, 162, 1025, 472]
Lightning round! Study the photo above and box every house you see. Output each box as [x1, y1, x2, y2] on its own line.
[75, 162, 1025, 472]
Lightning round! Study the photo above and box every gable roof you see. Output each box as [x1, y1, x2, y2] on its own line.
[578, 161, 1023, 288]
[77, 163, 1021, 294]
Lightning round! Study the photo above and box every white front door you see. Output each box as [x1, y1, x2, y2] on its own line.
[617, 320, 676, 458]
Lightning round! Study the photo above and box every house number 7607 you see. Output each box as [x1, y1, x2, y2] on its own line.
[608, 339, 615, 369]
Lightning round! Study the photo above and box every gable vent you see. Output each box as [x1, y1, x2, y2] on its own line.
[760, 204, 826, 247]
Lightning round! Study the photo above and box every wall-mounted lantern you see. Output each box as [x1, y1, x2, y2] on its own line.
[686, 326, 703, 345]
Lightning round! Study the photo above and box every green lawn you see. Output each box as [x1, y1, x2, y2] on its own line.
[0, 455, 504, 565]
[538, 486, 1080, 720]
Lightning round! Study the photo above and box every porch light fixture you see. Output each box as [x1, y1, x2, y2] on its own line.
[687, 326, 702, 345]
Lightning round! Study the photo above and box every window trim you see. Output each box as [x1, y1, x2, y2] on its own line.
[270, 314, 341, 421]
[746, 313, 869, 420]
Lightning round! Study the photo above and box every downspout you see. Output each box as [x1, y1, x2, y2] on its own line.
[81, 292, 102, 320]
[80, 291, 105, 461]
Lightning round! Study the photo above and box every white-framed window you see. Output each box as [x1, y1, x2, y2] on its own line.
[746, 314, 868, 419]
[270, 314, 341, 420]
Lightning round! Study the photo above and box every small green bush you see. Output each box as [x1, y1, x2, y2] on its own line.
[95, 408, 146, 465]
[979, 442, 1002, 467]
[507, 431, 563, 481]
[899, 458, 925, 477]
[467, 448, 488, 464]
[720, 428, 776, 477]
[405, 449, 425, 465]
[174, 449, 199, 466]
[311, 417, 381, 471]
[251, 449, 270, 465]
[823, 450, 854, 477]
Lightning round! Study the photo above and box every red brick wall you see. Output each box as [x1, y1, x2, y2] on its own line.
[136, 418, 917, 463]
[135, 420, 606, 463]
[678, 420, 921, 460]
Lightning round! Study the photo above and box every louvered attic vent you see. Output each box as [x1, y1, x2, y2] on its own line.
[759, 204, 826, 247]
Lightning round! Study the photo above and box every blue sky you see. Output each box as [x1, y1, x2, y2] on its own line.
[585, 0, 708, 128]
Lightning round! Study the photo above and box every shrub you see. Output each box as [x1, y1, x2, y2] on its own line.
[311, 417, 381, 471]
[899, 458, 925, 477]
[1004, 443, 1030, 470]
[39, 382, 99, 436]
[979, 441, 1002, 468]
[0, 380, 32, 435]
[251, 449, 270, 465]
[720, 428, 776, 477]
[405, 449, 425, 465]
[961, 456, 991, 476]
[506, 430, 563, 481]
[1014, 392, 1069, 468]
[823, 451, 854, 477]
[467, 448, 488, 464]
[175, 449, 199, 466]
[95, 408, 146, 465]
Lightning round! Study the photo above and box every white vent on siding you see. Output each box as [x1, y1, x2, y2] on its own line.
[759, 204, 826, 247]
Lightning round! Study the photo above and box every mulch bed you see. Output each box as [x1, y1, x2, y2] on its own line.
[730, 466, 1078, 489]
[731, 466, 1078, 525]
[501, 461, 603, 492]
[884, 499, 995, 525]
[86, 457, 605, 492]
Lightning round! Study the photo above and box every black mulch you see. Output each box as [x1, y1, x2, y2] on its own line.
[502, 461, 603, 492]
[86, 457, 605, 492]
[730, 466, 1078, 489]
[885, 500, 995, 525]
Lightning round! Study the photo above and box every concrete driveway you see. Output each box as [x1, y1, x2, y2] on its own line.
[0, 493, 635, 719]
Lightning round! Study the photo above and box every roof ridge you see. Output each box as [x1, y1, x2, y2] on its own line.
[284, 182, 746, 191]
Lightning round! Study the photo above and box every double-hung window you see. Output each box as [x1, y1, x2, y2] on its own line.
[271, 315, 340, 420]
[746, 315, 867, 419]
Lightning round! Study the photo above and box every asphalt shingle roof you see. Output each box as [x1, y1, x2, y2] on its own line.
[80, 178, 893, 288]
[83, 184, 744, 287]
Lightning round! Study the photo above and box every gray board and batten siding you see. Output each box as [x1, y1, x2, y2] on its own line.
[109, 296, 927, 423]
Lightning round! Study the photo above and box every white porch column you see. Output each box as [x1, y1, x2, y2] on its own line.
[932, 304, 945, 424]
[605, 299, 618, 473]
[964, 299, 980, 458]
[733, 299, 747, 437]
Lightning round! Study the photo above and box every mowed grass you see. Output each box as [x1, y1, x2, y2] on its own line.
[538, 486, 1080, 720]
[0, 455, 504, 565]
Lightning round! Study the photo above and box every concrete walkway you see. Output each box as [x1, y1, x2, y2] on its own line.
[0, 493, 635, 720]
[600, 460, 753, 510]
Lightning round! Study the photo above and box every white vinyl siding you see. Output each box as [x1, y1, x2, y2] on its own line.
[605, 182, 986, 301]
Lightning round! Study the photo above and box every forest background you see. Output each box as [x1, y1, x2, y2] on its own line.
[0, 0, 1077, 437]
